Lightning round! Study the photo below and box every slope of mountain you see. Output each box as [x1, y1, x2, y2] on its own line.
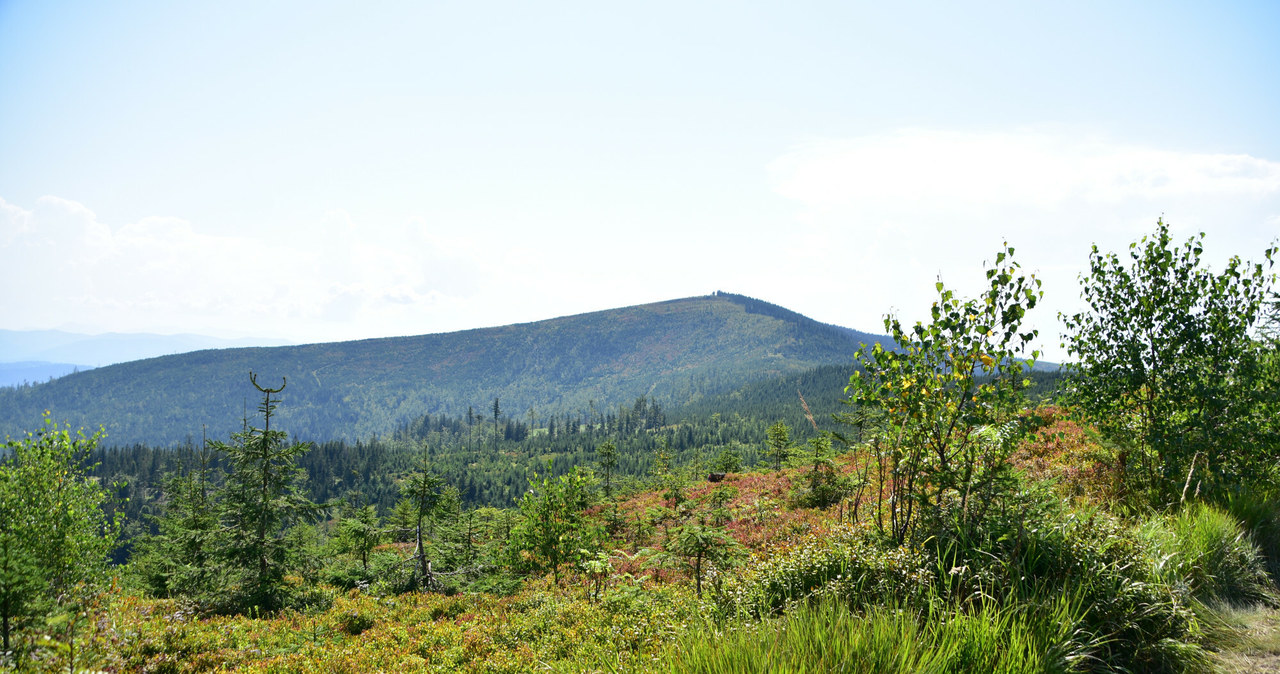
[0, 293, 891, 446]
[0, 329, 291, 367]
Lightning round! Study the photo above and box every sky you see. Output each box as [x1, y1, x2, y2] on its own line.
[2, 1, 1278, 363]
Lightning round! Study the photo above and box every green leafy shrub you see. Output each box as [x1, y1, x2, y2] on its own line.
[846, 244, 1041, 545]
[285, 585, 335, 614]
[1062, 221, 1277, 501]
[717, 524, 934, 619]
[321, 548, 405, 592]
[510, 465, 597, 583]
[336, 608, 376, 636]
[0, 414, 117, 663]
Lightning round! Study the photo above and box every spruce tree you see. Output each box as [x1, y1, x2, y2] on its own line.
[336, 501, 382, 572]
[467, 406, 475, 454]
[596, 440, 619, 498]
[491, 398, 501, 454]
[131, 440, 219, 600]
[672, 518, 742, 597]
[213, 372, 315, 613]
[399, 444, 447, 589]
[765, 421, 792, 471]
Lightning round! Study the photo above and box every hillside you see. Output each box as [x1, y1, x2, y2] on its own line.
[0, 293, 891, 446]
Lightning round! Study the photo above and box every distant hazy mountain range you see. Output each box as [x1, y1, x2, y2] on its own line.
[0, 329, 293, 367]
[0, 330, 292, 387]
[0, 361, 95, 388]
[0, 293, 898, 445]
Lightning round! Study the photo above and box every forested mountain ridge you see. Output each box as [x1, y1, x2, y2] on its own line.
[0, 293, 892, 446]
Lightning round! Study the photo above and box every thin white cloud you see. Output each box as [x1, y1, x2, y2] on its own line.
[766, 129, 1280, 362]
[772, 129, 1280, 210]
[0, 196, 480, 341]
[0, 198, 32, 247]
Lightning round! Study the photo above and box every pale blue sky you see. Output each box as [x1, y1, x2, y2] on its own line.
[2, 1, 1278, 361]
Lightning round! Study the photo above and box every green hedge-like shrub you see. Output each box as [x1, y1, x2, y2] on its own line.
[716, 524, 933, 619]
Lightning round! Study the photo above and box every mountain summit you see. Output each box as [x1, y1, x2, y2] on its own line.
[0, 293, 888, 446]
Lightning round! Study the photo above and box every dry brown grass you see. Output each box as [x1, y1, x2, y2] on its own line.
[1214, 605, 1280, 674]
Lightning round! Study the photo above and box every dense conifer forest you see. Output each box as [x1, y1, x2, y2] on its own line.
[91, 365, 1065, 543]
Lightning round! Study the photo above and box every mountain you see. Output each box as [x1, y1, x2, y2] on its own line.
[0, 293, 892, 446]
[0, 361, 95, 388]
[0, 329, 292, 368]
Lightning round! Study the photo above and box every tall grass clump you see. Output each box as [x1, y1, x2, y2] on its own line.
[663, 595, 1091, 674]
[1218, 487, 1280, 584]
[1139, 504, 1275, 607]
[717, 488, 1217, 673]
[934, 499, 1213, 673]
